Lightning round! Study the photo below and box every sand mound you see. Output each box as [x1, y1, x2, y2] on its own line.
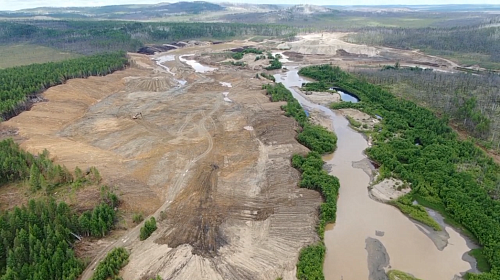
[125, 76, 178, 92]
[370, 178, 410, 202]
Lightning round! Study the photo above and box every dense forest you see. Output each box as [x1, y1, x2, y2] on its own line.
[0, 51, 128, 121]
[263, 83, 339, 280]
[0, 21, 296, 55]
[0, 189, 118, 279]
[299, 64, 500, 279]
[351, 67, 500, 148]
[0, 138, 119, 279]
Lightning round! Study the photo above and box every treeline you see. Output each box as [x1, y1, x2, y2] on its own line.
[298, 64, 500, 279]
[262, 83, 339, 280]
[347, 25, 500, 63]
[0, 139, 71, 186]
[232, 48, 263, 60]
[258, 72, 275, 82]
[90, 247, 129, 280]
[1, 139, 103, 193]
[0, 51, 128, 121]
[0, 188, 118, 279]
[351, 67, 500, 146]
[0, 21, 296, 55]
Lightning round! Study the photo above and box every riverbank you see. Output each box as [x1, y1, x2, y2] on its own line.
[278, 67, 477, 280]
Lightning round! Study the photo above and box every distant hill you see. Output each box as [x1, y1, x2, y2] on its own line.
[0, 1, 226, 20]
[2, 2, 499, 24]
[221, 4, 336, 24]
[286, 4, 332, 15]
[0, 2, 333, 22]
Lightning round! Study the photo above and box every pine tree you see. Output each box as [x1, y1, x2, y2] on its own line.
[29, 164, 41, 191]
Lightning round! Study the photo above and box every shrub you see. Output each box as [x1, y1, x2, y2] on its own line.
[140, 217, 157, 241]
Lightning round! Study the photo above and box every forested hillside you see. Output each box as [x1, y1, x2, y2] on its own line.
[351, 67, 500, 148]
[0, 139, 75, 190]
[0, 21, 296, 55]
[0, 51, 128, 121]
[299, 65, 500, 279]
[0, 138, 119, 279]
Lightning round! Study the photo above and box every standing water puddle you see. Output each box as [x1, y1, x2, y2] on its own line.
[272, 51, 292, 63]
[153, 55, 176, 75]
[179, 54, 217, 73]
[338, 91, 359, 103]
[275, 67, 476, 280]
[153, 54, 187, 86]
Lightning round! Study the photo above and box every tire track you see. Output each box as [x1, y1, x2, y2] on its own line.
[80, 79, 221, 280]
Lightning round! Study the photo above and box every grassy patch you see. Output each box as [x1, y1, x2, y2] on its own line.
[387, 270, 422, 280]
[346, 115, 362, 128]
[413, 194, 478, 242]
[469, 248, 491, 273]
[0, 44, 81, 68]
[392, 195, 441, 231]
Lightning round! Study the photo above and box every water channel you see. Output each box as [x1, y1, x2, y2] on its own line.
[153, 54, 187, 86]
[275, 67, 476, 280]
[179, 54, 217, 73]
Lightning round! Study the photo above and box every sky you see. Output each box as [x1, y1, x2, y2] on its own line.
[0, 0, 498, 11]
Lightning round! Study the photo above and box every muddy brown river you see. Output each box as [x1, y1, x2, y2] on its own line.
[275, 67, 476, 280]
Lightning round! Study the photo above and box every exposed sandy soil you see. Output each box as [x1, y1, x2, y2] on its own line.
[293, 87, 340, 106]
[338, 108, 380, 131]
[274, 32, 459, 73]
[278, 33, 380, 56]
[1, 42, 322, 280]
[369, 178, 410, 203]
[221, 53, 273, 71]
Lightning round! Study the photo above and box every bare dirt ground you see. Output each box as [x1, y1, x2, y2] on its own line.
[369, 178, 410, 203]
[338, 108, 380, 131]
[1, 42, 322, 280]
[292, 87, 340, 106]
[275, 32, 459, 72]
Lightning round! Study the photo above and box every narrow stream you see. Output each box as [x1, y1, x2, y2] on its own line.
[275, 67, 476, 280]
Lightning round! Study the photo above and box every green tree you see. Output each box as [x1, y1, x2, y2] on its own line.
[29, 164, 41, 191]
